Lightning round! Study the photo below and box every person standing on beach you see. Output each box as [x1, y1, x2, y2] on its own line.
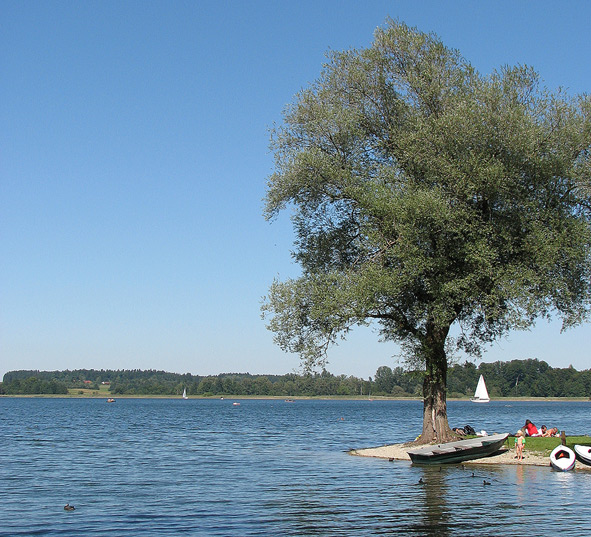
[515, 430, 525, 461]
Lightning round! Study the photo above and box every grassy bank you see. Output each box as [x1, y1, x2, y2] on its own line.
[505, 435, 591, 456]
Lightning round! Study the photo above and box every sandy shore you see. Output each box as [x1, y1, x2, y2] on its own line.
[349, 442, 591, 470]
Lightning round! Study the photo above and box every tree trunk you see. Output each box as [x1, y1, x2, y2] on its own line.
[418, 322, 455, 444]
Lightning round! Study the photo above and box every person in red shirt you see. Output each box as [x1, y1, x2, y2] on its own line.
[524, 419, 540, 436]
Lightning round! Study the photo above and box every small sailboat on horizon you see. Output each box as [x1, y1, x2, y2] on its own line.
[470, 375, 490, 403]
[182, 388, 188, 400]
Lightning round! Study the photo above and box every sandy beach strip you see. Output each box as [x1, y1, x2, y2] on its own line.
[349, 442, 591, 470]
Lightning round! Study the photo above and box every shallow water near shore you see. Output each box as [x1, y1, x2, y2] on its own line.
[1, 398, 590, 536]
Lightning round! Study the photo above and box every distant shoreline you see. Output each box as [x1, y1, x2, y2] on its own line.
[1, 394, 590, 402]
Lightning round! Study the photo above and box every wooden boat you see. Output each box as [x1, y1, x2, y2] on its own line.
[470, 375, 490, 403]
[550, 445, 576, 471]
[573, 445, 591, 466]
[407, 433, 509, 465]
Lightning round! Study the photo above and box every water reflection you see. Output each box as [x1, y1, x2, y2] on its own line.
[408, 463, 523, 535]
[2, 399, 591, 536]
[515, 464, 526, 505]
[413, 466, 451, 537]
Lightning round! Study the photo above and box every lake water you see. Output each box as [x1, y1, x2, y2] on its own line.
[1, 398, 590, 536]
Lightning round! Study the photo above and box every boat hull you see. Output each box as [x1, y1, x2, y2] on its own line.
[550, 445, 576, 471]
[407, 433, 509, 465]
[574, 445, 591, 466]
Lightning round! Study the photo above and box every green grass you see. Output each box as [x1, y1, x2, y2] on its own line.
[67, 385, 111, 397]
[505, 436, 591, 456]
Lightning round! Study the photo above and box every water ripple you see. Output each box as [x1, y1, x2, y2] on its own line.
[1, 398, 591, 535]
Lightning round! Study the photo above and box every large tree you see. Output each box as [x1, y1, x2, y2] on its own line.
[262, 20, 591, 443]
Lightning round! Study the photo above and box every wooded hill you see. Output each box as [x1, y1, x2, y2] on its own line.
[2, 359, 590, 398]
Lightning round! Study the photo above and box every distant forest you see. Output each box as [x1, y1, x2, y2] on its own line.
[2, 359, 591, 398]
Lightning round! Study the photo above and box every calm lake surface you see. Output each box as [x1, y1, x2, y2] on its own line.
[1, 398, 590, 536]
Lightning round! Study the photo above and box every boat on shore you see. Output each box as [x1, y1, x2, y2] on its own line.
[574, 445, 591, 466]
[470, 375, 490, 403]
[407, 433, 509, 465]
[550, 445, 576, 471]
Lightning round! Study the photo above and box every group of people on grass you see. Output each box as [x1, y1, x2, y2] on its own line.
[514, 419, 560, 462]
[523, 419, 560, 438]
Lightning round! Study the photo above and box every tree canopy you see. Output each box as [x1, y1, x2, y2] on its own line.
[263, 20, 591, 442]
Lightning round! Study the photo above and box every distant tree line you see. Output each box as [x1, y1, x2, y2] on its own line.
[0, 368, 371, 397]
[0, 376, 69, 395]
[1, 360, 590, 397]
[374, 359, 591, 398]
[446, 359, 591, 398]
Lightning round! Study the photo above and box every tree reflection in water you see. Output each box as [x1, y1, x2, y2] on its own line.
[412, 466, 451, 537]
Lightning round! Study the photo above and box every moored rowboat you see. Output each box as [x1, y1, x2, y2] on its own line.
[407, 433, 509, 465]
[574, 445, 591, 466]
[550, 445, 576, 471]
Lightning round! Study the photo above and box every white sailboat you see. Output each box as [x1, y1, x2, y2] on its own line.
[182, 388, 188, 400]
[470, 375, 490, 403]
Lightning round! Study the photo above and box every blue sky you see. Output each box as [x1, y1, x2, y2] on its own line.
[2, 0, 590, 380]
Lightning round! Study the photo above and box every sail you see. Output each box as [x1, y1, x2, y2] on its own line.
[471, 375, 490, 402]
[182, 388, 188, 399]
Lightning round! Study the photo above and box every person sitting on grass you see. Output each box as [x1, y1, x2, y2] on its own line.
[541, 425, 560, 437]
[515, 430, 525, 461]
[524, 419, 540, 436]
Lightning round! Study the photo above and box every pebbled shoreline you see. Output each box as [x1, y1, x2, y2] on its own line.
[348, 442, 591, 470]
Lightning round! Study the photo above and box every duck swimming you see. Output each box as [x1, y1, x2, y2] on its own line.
[64, 503, 75, 511]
